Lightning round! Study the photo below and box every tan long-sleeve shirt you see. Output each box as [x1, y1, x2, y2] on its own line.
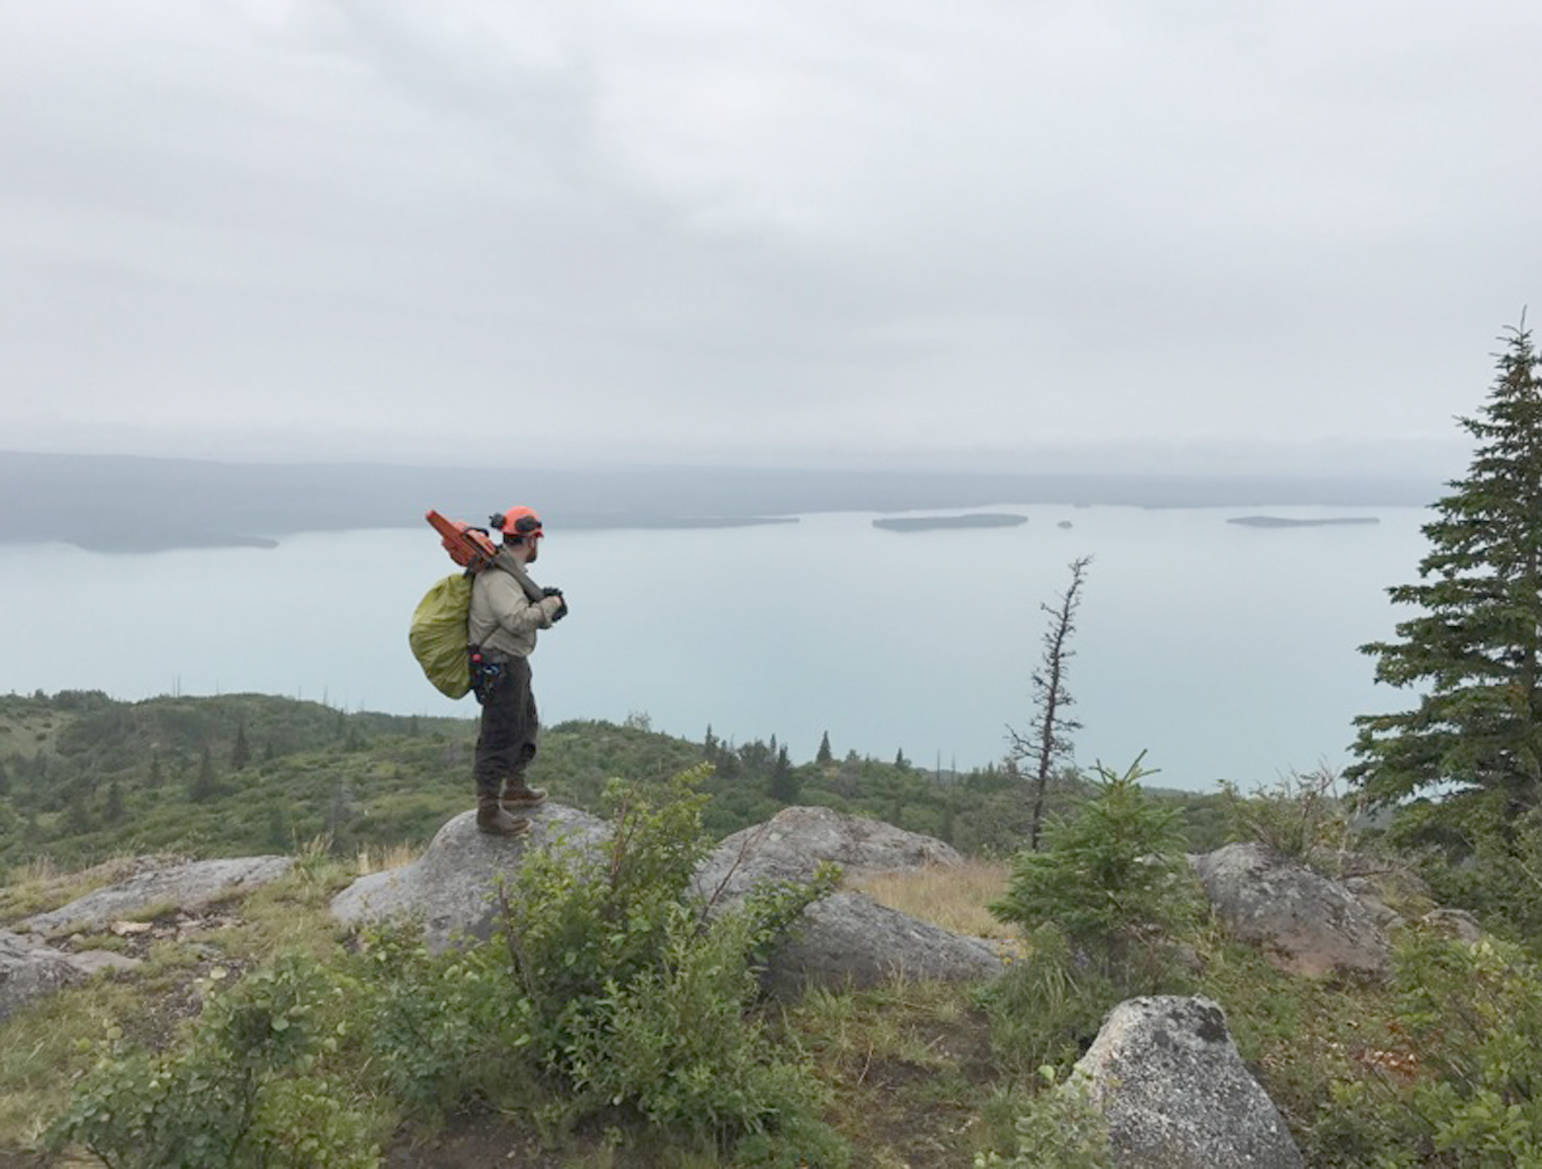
[468, 567, 563, 660]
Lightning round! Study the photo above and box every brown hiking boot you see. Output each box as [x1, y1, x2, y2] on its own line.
[476, 794, 531, 837]
[500, 783, 547, 810]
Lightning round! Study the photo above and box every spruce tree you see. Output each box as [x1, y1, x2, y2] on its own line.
[1348, 323, 1542, 822]
[266, 804, 290, 852]
[231, 718, 250, 770]
[190, 744, 218, 802]
[768, 746, 800, 803]
[816, 731, 833, 765]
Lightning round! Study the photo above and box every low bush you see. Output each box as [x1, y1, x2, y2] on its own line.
[46, 953, 380, 1169]
[364, 766, 845, 1161]
[1219, 764, 1358, 869]
[1397, 797, 1542, 946]
[974, 1066, 1112, 1169]
[1310, 930, 1542, 1167]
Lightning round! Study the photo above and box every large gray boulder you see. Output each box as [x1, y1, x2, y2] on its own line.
[692, 805, 963, 906]
[763, 891, 1001, 995]
[691, 807, 997, 994]
[21, 856, 294, 938]
[1072, 995, 1303, 1169]
[331, 803, 610, 952]
[0, 930, 84, 1021]
[1190, 842, 1389, 978]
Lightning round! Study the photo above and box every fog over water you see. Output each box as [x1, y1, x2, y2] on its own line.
[0, 506, 1421, 790]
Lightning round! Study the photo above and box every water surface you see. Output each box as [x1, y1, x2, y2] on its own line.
[0, 505, 1425, 790]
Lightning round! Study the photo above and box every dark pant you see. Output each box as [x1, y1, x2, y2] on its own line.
[473, 655, 539, 798]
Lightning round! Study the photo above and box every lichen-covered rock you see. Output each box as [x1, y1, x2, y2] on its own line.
[0, 930, 83, 1020]
[690, 807, 993, 996]
[67, 950, 144, 976]
[1072, 996, 1304, 1169]
[1342, 878, 1405, 930]
[330, 803, 610, 952]
[22, 856, 294, 937]
[1190, 842, 1389, 978]
[692, 805, 962, 906]
[762, 891, 1002, 995]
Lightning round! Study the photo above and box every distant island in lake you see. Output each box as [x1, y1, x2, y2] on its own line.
[873, 513, 1028, 532]
[0, 451, 1437, 553]
[1227, 516, 1381, 528]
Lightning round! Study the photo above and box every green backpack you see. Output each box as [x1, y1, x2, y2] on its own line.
[410, 513, 553, 699]
[409, 574, 474, 698]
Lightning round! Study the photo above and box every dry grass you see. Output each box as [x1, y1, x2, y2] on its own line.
[355, 841, 419, 876]
[851, 861, 1018, 944]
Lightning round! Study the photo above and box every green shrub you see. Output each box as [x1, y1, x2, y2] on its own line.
[991, 754, 1199, 980]
[974, 1066, 1112, 1169]
[1219, 764, 1357, 868]
[46, 954, 378, 1169]
[366, 766, 844, 1160]
[359, 926, 533, 1117]
[1310, 931, 1542, 1167]
[567, 909, 829, 1143]
[1397, 797, 1542, 945]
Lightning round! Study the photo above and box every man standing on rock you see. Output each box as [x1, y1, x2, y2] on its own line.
[467, 506, 568, 837]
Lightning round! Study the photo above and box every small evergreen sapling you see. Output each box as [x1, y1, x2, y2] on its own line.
[992, 754, 1192, 973]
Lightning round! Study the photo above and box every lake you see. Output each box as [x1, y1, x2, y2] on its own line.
[0, 505, 1427, 791]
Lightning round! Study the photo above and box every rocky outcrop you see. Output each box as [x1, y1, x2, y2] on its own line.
[692, 805, 963, 906]
[1190, 842, 1389, 978]
[1341, 877, 1404, 930]
[331, 803, 610, 953]
[331, 802, 997, 987]
[762, 891, 1002, 995]
[21, 856, 294, 938]
[1072, 996, 1304, 1169]
[691, 806, 997, 994]
[0, 930, 83, 1021]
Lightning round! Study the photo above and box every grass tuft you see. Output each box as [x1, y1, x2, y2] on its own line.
[355, 841, 419, 876]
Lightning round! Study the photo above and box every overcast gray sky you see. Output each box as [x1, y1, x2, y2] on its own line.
[1, 1, 1536, 471]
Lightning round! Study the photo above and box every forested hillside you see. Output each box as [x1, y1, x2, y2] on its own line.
[0, 690, 1229, 872]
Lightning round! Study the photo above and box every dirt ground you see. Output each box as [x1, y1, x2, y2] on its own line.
[387, 1119, 565, 1169]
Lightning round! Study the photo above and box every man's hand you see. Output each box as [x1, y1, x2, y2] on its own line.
[542, 586, 569, 623]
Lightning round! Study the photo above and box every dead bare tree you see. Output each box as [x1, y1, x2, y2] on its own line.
[1009, 555, 1092, 850]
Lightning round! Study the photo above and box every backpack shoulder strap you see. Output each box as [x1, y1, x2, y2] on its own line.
[490, 548, 547, 604]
